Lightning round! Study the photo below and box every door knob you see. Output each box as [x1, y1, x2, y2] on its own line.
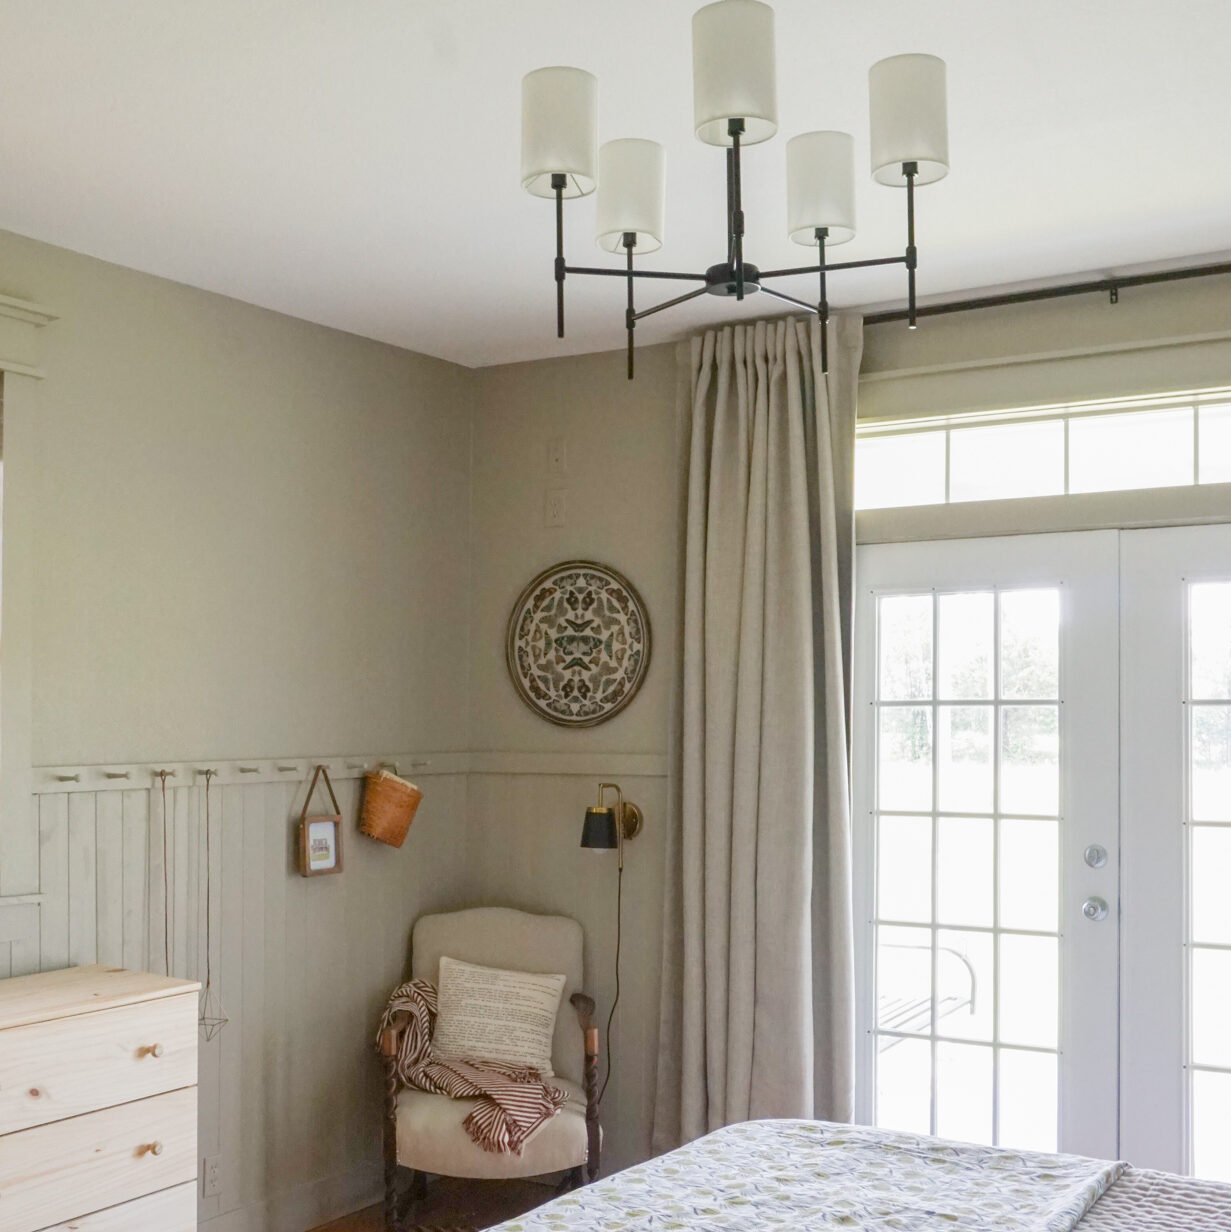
[1082, 896, 1109, 921]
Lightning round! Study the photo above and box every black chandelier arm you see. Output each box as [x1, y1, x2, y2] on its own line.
[758, 253, 908, 280]
[564, 265, 709, 282]
[630, 285, 709, 323]
[757, 284, 819, 314]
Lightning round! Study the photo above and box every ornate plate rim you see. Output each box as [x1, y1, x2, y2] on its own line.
[504, 558, 652, 728]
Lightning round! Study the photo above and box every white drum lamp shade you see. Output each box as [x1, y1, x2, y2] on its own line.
[869, 53, 949, 186]
[521, 66, 598, 198]
[692, 0, 778, 147]
[786, 131, 855, 246]
[596, 139, 665, 254]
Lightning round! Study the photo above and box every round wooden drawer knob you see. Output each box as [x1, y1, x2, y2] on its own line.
[151, 1043, 164, 1058]
[147, 1141, 164, 1156]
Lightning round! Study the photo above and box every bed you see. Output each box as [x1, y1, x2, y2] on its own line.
[490, 1120, 1231, 1231]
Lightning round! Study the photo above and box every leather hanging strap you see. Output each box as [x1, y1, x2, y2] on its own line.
[301, 763, 342, 820]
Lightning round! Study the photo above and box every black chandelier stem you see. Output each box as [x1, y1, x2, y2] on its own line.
[817, 227, 829, 374]
[904, 160, 918, 328]
[729, 119, 746, 300]
[552, 173, 567, 338]
[624, 233, 636, 379]
[725, 146, 736, 265]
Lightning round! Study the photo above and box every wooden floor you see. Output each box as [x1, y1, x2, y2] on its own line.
[311, 1178, 557, 1231]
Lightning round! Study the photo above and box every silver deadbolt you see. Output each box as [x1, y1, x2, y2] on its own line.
[1083, 844, 1108, 869]
[1082, 896, 1109, 922]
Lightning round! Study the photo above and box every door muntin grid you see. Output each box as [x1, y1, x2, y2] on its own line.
[1187, 580, 1231, 1182]
[872, 587, 1062, 1150]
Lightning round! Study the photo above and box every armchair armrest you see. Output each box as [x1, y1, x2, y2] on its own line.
[570, 992, 601, 1182]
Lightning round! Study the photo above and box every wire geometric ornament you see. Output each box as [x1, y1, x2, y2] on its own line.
[199, 769, 228, 1041]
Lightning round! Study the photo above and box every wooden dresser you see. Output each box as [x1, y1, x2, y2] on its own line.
[0, 964, 200, 1232]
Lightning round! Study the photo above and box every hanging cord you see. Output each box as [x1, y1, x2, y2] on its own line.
[203, 770, 214, 993]
[158, 770, 171, 974]
[598, 863, 623, 1105]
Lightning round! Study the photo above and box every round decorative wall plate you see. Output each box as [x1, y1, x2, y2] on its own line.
[506, 559, 651, 727]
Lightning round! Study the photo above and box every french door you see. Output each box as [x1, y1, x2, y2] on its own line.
[854, 522, 1231, 1174]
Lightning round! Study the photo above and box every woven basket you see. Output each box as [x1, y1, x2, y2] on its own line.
[359, 765, 423, 848]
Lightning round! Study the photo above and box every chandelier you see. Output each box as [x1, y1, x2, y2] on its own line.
[520, 0, 949, 377]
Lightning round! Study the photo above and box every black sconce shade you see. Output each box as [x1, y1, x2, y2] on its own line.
[580, 805, 618, 849]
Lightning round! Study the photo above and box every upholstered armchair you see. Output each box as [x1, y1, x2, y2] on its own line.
[378, 907, 601, 1230]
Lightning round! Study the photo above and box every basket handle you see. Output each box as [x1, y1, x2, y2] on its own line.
[301, 764, 342, 821]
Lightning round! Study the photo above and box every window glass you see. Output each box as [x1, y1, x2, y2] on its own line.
[1199, 405, 1231, 484]
[949, 420, 1064, 503]
[1067, 408, 1194, 493]
[856, 432, 945, 510]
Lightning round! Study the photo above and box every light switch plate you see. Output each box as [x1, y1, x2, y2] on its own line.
[545, 488, 567, 528]
[547, 436, 567, 477]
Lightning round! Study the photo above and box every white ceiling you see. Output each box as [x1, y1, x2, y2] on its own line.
[1, 1, 1228, 368]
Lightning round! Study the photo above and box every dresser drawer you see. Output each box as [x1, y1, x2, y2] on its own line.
[0, 991, 196, 1134]
[40, 1181, 197, 1231]
[0, 1086, 196, 1232]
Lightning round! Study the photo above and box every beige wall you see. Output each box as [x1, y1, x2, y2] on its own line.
[466, 344, 678, 1174]
[0, 229, 478, 1232]
[0, 227, 474, 767]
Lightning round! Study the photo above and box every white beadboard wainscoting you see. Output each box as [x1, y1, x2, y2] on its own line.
[1, 756, 475, 1232]
[0, 749, 669, 1231]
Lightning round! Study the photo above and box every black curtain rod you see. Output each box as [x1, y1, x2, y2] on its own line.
[864, 260, 1231, 326]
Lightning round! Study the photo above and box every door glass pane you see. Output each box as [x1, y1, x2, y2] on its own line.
[937, 816, 993, 928]
[1192, 826, 1231, 943]
[1000, 706, 1060, 816]
[998, 1049, 1058, 1152]
[1191, 706, 1231, 821]
[879, 594, 933, 700]
[1193, 1070, 1231, 1182]
[878, 815, 931, 923]
[937, 929, 994, 1042]
[939, 592, 994, 699]
[938, 705, 993, 812]
[857, 432, 946, 510]
[999, 819, 1059, 932]
[1191, 583, 1231, 699]
[1000, 589, 1060, 699]
[936, 1042, 994, 1144]
[1191, 948, 1231, 1069]
[876, 1035, 932, 1134]
[999, 934, 1059, 1049]
[1198, 404, 1231, 485]
[879, 707, 933, 811]
[877, 924, 933, 1035]
[1068, 407, 1194, 493]
[949, 421, 1064, 503]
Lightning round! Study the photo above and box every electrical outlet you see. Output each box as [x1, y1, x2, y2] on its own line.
[545, 488, 567, 528]
[546, 436, 567, 477]
[203, 1155, 222, 1198]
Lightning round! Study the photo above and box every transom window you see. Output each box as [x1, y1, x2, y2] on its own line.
[856, 389, 1231, 511]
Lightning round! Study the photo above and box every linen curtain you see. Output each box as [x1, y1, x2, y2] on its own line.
[652, 314, 862, 1151]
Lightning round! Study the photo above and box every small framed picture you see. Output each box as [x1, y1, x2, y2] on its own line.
[299, 814, 343, 877]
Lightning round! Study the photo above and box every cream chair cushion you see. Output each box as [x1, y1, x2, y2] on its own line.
[395, 1077, 588, 1180]
[411, 907, 585, 1087]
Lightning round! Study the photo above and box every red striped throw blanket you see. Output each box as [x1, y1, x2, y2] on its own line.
[378, 978, 567, 1155]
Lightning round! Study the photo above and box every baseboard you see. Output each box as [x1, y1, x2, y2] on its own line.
[200, 1162, 382, 1232]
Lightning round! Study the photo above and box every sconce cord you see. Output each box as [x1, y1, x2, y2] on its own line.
[599, 861, 622, 1104]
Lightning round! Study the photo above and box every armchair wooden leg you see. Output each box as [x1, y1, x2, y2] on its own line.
[382, 1053, 403, 1231]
